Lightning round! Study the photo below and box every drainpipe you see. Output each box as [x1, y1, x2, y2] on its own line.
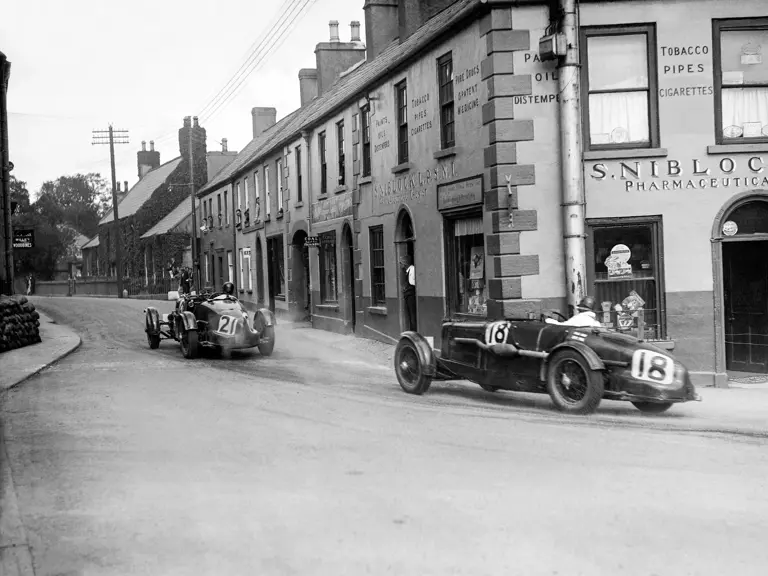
[556, 0, 587, 316]
[0, 53, 13, 295]
[302, 130, 314, 318]
[231, 180, 237, 291]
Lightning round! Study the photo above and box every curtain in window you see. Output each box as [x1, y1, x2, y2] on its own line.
[589, 92, 650, 143]
[454, 217, 483, 237]
[722, 88, 768, 135]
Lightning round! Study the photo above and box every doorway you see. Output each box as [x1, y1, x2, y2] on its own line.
[342, 224, 356, 331]
[291, 230, 310, 321]
[395, 209, 416, 332]
[255, 238, 265, 306]
[218, 255, 224, 290]
[723, 240, 768, 373]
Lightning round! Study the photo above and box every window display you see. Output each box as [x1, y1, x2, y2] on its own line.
[448, 216, 486, 316]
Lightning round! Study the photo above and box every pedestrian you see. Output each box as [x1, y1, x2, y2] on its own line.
[401, 254, 417, 332]
[26, 274, 31, 296]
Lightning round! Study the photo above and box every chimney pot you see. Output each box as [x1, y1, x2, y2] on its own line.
[150, 140, 155, 151]
[124, 180, 128, 191]
[350, 21, 361, 42]
[116, 182, 121, 192]
[329, 20, 340, 42]
[193, 116, 200, 128]
[221, 138, 228, 152]
[183, 116, 192, 127]
[141, 140, 146, 151]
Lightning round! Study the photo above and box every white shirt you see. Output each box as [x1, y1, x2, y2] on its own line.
[561, 311, 601, 327]
[406, 264, 415, 286]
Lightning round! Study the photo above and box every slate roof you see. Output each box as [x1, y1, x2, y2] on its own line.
[81, 235, 100, 249]
[141, 198, 196, 239]
[199, 0, 479, 194]
[75, 233, 91, 249]
[99, 157, 183, 225]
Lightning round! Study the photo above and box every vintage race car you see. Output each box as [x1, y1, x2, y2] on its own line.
[144, 291, 275, 359]
[394, 314, 701, 415]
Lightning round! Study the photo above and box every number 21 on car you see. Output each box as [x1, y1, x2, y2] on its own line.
[216, 315, 238, 336]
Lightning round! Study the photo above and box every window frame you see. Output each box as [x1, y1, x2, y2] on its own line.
[224, 189, 229, 224]
[276, 158, 284, 215]
[238, 248, 244, 291]
[264, 165, 271, 218]
[438, 52, 455, 149]
[337, 120, 346, 186]
[443, 210, 485, 318]
[319, 131, 328, 195]
[396, 80, 409, 163]
[585, 215, 667, 339]
[217, 193, 222, 226]
[369, 225, 386, 306]
[361, 105, 371, 177]
[244, 178, 250, 210]
[295, 145, 303, 203]
[713, 17, 768, 145]
[319, 231, 338, 303]
[580, 24, 660, 151]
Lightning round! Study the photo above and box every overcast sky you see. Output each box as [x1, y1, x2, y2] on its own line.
[2, 0, 365, 200]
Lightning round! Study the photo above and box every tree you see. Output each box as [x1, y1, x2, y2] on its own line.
[35, 173, 109, 237]
[9, 175, 31, 215]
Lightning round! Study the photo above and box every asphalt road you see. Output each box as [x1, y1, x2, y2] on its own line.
[2, 296, 767, 576]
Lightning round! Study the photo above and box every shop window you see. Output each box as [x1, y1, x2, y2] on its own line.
[295, 145, 303, 203]
[369, 226, 386, 306]
[337, 120, 345, 186]
[438, 52, 455, 149]
[714, 18, 768, 144]
[396, 80, 409, 163]
[446, 216, 487, 316]
[319, 132, 328, 195]
[319, 232, 338, 303]
[586, 216, 666, 339]
[361, 105, 371, 177]
[581, 25, 659, 150]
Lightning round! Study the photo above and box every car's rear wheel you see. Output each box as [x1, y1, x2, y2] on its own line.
[394, 338, 432, 395]
[145, 317, 160, 349]
[546, 349, 604, 414]
[181, 329, 199, 359]
[631, 401, 673, 414]
[258, 326, 275, 356]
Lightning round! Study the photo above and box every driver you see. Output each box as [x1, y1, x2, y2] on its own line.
[213, 282, 237, 300]
[561, 296, 601, 327]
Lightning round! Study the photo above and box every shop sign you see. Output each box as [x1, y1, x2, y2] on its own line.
[13, 229, 34, 249]
[606, 244, 632, 278]
[722, 220, 738, 236]
[437, 176, 483, 211]
[306, 236, 320, 247]
[374, 162, 457, 207]
[311, 192, 352, 224]
[243, 247, 251, 256]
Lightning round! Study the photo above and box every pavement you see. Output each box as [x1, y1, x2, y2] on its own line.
[1, 297, 768, 575]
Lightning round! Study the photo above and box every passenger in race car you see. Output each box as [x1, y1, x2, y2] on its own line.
[546, 296, 602, 327]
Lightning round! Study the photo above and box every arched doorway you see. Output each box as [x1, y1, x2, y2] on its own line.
[713, 193, 768, 377]
[255, 237, 265, 307]
[341, 222, 356, 332]
[291, 229, 310, 321]
[395, 208, 416, 332]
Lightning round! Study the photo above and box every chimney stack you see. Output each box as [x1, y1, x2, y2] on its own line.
[298, 69, 319, 106]
[314, 20, 367, 95]
[329, 20, 340, 42]
[350, 21, 361, 42]
[251, 107, 277, 139]
[398, 0, 456, 43]
[116, 182, 121, 193]
[124, 180, 128, 192]
[179, 116, 208, 186]
[363, 0, 398, 61]
[222, 138, 228, 152]
[137, 138, 161, 179]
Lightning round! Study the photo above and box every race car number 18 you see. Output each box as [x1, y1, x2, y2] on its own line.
[217, 315, 238, 335]
[485, 321, 510, 345]
[630, 350, 674, 385]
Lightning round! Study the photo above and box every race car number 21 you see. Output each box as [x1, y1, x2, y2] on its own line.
[217, 315, 238, 335]
[485, 321, 510, 345]
[630, 350, 674, 385]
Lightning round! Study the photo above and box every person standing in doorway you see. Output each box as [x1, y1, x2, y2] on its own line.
[401, 254, 417, 332]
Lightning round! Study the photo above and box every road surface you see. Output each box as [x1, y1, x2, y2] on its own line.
[2, 296, 767, 576]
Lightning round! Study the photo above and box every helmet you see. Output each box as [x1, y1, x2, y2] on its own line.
[576, 296, 596, 312]
[222, 282, 235, 296]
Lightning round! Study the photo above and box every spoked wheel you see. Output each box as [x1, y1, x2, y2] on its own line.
[258, 326, 275, 356]
[546, 350, 604, 414]
[181, 330, 199, 359]
[146, 317, 160, 349]
[394, 338, 432, 395]
[631, 401, 673, 414]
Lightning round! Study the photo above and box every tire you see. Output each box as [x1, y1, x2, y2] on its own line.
[181, 329, 199, 359]
[631, 401, 673, 414]
[480, 384, 500, 393]
[258, 326, 275, 356]
[546, 349, 604, 414]
[394, 338, 432, 395]
[146, 317, 160, 349]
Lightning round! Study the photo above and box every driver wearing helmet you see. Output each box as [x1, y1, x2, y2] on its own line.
[561, 296, 602, 327]
[213, 281, 237, 300]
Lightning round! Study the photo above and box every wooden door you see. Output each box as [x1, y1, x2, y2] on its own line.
[724, 241, 768, 373]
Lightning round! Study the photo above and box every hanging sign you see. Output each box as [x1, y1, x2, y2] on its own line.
[305, 236, 320, 247]
[605, 243, 632, 278]
[722, 220, 738, 236]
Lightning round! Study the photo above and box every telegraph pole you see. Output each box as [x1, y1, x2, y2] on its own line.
[92, 125, 129, 298]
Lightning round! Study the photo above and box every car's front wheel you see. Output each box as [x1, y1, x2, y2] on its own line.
[181, 329, 199, 359]
[546, 349, 604, 414]
[146, 317, 160, 350]
[258, 326, 275, 356]
[394, 338, 432, 395]
[631, 401, 673, 414]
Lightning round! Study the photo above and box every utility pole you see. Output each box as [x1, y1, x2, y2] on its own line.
[92, 125, 129, 298]
[0, 52, 13, 296]
[188, 121, 199, 291]
[557, 0, 587, 316]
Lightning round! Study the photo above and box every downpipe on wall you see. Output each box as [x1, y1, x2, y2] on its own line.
[556, 0, 588, 316]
